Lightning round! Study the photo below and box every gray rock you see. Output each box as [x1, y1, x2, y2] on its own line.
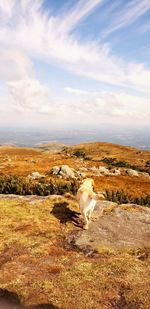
[51, 166, 60, 175]
[90, 166, 101, 176]
[79, 172, 86, 178]
[76, 171, 86, 178]
[50, 165, 75, 178]
[73, 201, 150, 250]
[29, 172, 45, 179]
[60, 165, 75, 179]
[79, 167, 88, 172]
[143, 172, 150, 179]
[126, 169, 139, 177]
[98, 166, 110, 175]
[109, 169, 121, 176]
[90, 166, 121, 177]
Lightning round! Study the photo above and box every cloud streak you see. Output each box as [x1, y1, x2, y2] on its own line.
[102, 0, 150, 37]
[0, 0, 149, 128]
[0, 0, 150, 94]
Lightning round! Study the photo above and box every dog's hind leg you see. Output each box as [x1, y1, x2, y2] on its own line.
[88, 209, 93, 221]
[82, 210, 89, 230]
[88, 201, 96, 221]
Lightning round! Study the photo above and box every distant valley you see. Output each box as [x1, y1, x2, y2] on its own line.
[0, 127, 150, 149]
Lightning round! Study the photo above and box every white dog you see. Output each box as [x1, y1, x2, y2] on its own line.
[77, 178, 97, 229]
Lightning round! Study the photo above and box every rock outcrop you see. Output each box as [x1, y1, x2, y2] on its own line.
[89, 166, 121, 176]
[73, 201, 150, 251]
[50, 165, 75, 179]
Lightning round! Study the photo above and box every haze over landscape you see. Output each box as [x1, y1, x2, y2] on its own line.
[0, 0, 150, 141]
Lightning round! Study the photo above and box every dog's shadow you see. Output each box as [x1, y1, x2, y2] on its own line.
[51, 201, 80, 225]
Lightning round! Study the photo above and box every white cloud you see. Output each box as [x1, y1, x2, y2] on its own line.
[0, 0, 14, 18]
[0, 0, 149, 129]
[59, 0, 103, 32]
[102, 0, 150, 37]
[0, 82, 149, 127]
[64, 87, 93, 96]
[0, 0, 150, 95]
[0, 48, 34, 81]
[63, 87, 150, 122]
[6, 78, 53, 113]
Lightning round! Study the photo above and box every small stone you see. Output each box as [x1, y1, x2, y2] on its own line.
[126, 169, 139, 177]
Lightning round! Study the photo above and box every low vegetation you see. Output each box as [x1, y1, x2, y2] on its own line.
[102, 157, 150, 174]
[73, 149, 86, 158]
[0, 175, 78, 196]
[105, 190, 150, 206]
[0, 175, 149, 207]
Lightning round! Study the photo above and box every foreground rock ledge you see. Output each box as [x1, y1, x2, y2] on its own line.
[0, 194, 150, 251]
[73, 201, 150, 251]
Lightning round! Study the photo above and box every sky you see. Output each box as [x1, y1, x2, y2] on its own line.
[0, 0, 150, 130]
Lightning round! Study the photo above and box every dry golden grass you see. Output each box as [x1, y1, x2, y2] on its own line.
[69, 141, 150, 167]
[0, 142, 150, 199]
[93, 175, 150, 197]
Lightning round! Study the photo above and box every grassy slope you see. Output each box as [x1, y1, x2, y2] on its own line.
[0, 196, 150, 309]
[0, 142, 150, 197]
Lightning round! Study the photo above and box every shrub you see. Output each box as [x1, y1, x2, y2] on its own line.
[0, 176, 79, 196]
[101, 157, 150, 175]
[146, 160, 150, 167]
[73, 149, 86, 158]
[105, 190, 150, 206]
[84, 156, 92, 161]
[102, 157, 116, 164]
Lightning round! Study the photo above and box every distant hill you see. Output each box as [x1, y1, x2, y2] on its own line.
[35, 141, 67, 152]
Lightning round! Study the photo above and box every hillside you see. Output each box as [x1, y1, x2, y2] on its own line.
[0, 142, 150, 309]
[0, 142, 149, 199]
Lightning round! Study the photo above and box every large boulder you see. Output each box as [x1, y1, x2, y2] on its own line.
[50, 165, 75, 179]
[60, 165, 75, 179]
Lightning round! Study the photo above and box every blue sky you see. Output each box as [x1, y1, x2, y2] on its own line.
[0, 0, 150, 129]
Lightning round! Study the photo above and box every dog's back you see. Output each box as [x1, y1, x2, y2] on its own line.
[79, 190, 96, 212]
[77, 179, 97, 229]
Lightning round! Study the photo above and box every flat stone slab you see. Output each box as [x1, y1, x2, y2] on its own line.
[75, 201, 150, 250]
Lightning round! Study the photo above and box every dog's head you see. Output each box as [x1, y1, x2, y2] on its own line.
[82, 178, 95, 190]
